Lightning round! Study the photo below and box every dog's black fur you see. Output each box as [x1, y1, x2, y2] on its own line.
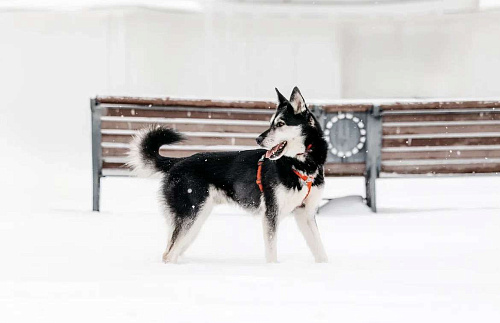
[130, 87, 329, 263]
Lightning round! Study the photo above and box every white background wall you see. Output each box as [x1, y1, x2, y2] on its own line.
[1, 6, 500, 210]
[104, 9, 343, 99]
[340, 12, 500, 98]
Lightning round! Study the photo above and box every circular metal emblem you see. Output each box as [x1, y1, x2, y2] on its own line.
[324, 113, 366, 158]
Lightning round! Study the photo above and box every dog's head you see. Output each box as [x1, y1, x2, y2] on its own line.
[256, 87, 323, 160]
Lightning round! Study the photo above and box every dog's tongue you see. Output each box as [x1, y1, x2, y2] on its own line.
[265, 143, 280, 158]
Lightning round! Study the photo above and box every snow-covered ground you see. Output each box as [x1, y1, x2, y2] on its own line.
[1, 175, 499, 323]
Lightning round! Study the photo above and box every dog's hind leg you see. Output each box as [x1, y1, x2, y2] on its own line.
[162, 201, 213, 263]
[162, 218, 194, 263]
[163, 219, 183, 263]
[178, 202, 213, 257]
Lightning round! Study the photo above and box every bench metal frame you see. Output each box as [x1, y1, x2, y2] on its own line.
[91, 99, 103, 212]
[365, 105, 382, 211]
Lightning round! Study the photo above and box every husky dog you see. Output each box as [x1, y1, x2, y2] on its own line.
[129, 87, 328, 263]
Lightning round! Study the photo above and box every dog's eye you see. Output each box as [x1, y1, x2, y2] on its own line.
[276, 121, 285, 128]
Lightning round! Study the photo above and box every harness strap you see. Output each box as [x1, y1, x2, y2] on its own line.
[256, 155, 265, 193]
[256, 144, 316, 206]
[292, 168, 315, 206]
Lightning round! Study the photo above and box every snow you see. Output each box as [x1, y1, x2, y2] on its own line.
[1, 174, 500, 323]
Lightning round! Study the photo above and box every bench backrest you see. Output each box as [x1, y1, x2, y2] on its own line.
[380, 101, 500, 175]
[91, 96, 500, 178]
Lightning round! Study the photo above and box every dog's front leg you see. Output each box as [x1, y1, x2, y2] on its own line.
[293, 207, 328, 263]
[262, 212, 278, 263]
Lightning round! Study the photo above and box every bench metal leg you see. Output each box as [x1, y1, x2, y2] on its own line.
[365, 106, 382, 212]
[91, 99, 102, 212]
[92, 171, 101, 212]
[365, 167, 377, 212]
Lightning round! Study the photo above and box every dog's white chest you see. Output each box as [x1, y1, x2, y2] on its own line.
[275, 184, 319, 215]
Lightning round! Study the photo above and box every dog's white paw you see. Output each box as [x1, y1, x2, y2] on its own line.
[315, 256, 329, 263]
[162, 252, 178, 264]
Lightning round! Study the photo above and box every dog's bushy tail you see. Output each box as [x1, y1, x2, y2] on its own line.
[127, 126, 185, 176]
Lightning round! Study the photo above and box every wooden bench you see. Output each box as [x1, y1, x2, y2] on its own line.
[91, 97, 500, 212]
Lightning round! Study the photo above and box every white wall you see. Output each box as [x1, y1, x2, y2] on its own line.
[113, 9, 342, 100]
[2, 7, 500, 211]
[0, 11, 109, 210]
[0, 8, 342, 211]
[340, 11, 500, 99]
[101, 7, 500, 100]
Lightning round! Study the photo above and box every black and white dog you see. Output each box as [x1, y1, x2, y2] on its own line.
[129, 87, 328, 263]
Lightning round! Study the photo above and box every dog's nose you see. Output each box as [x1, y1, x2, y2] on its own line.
[256, 135, 264, 146]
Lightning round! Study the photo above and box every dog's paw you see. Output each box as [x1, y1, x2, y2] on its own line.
[162, 252, 178, 264]
[315, 256, 329, 263]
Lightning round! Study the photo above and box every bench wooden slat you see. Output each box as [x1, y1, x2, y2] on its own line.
[382, 144, 500, 152]
[383, 113, 500, 123]
[324, 163, 365, 176]
[383, 158, 500, 166]
[384, 132, 500, 139]
[102, 144, 258, 160]
[101, 132, 259, 144]
[382, 149, 500, 160]
[101, 116, 268, 126]
[382, 163, 500, 174]
[102, 135, 132, 144]
[105, 108, 273, 121]
[101, 121, 268, 133]
[381, 101, 500, 111]
[321, 104, 372, 113]
[96, 96, 276, 110]
[101, 137, 256, 154]
[150, 136, 254, 146]
[383, 124, 500, 135]
[102, 162, 128, 170]
[383, 136, 500, 148]
[103, 149, 212, 158]
[101, 129, 260, 138]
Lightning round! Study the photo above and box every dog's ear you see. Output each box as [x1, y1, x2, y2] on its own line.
[290, 86, 306, 114]
[275, 88, 288, 106]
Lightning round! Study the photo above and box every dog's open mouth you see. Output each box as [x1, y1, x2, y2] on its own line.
[265, 141, 287, 160]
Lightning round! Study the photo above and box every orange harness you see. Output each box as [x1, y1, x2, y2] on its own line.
[292, 168, 315, 206]
[256, 144, 315, 207]
[256, 155, 265, 192]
